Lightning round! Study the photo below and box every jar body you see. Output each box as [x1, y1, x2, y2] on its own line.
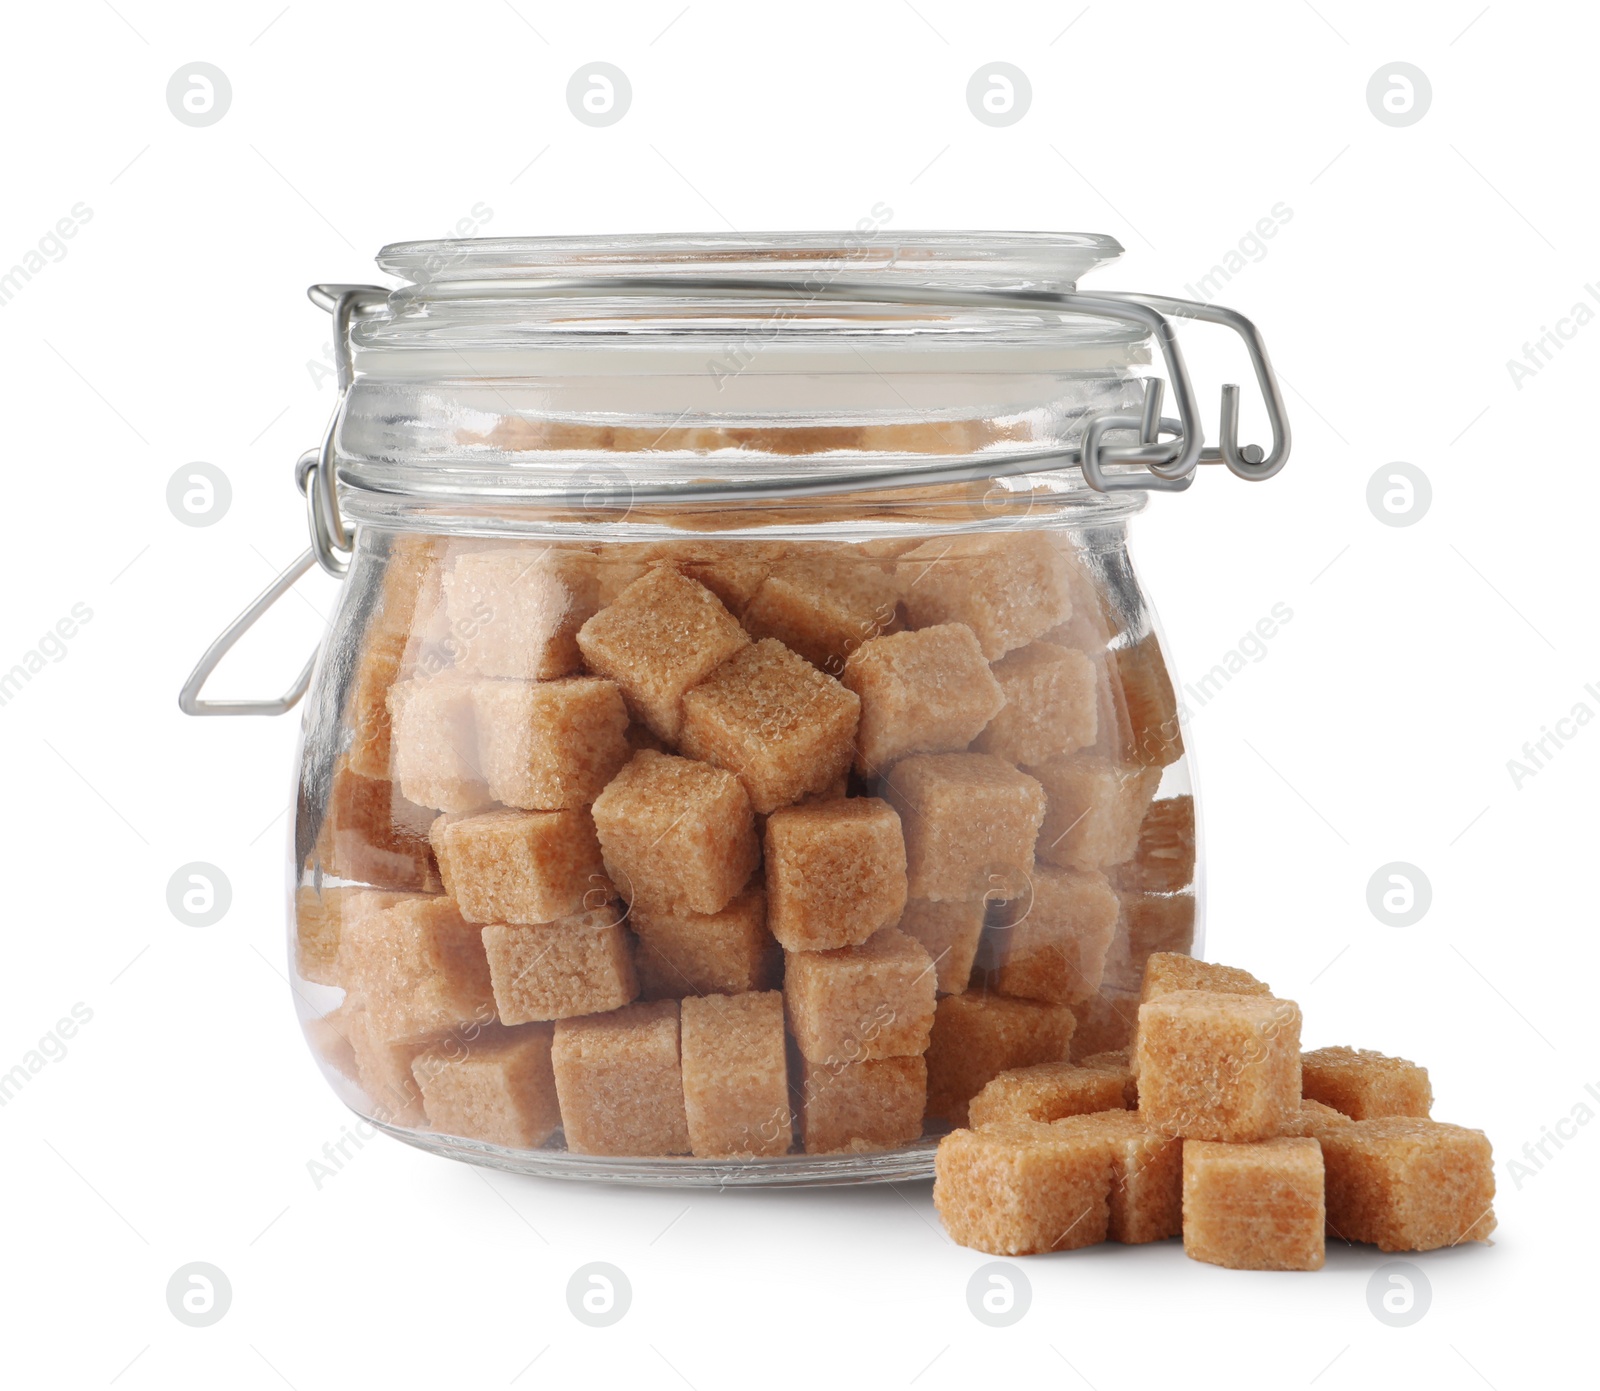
[291, 512, 1199, 1184]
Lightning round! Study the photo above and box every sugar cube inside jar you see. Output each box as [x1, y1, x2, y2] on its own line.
[239, 230, 1298, 1186]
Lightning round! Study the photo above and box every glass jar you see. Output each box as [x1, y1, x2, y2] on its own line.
[183, 233, 1289, 1185]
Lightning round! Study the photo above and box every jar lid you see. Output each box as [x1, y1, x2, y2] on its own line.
[304, 233, 1287, 563]
[351, 231, 1151, 374]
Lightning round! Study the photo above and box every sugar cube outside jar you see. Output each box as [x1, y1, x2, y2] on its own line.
[184, 231, 1295, 1185]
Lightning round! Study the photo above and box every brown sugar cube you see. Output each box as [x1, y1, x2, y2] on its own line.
[1121, 891, 1198, 960]
[418, 548, 607, 678]
[884, 753, 1045, 902]
[765, 798, 908, 952]
[444, 546, 598, 681]
[897, 898, 986, 995]
[343, 1005, 434, 1127]
[1043, 606, 1113, 661]
[1141, 952, 1269, 1002]
[681, 991, 793, 1159]
[399, 540, 466, 680]
[1109, 633, 1184, 768]
[1137, 991, 1303, 1142]
[840, 624, 1003, 772]
[1098, 941, 1141, 999]
[1301, 1046, 1434, 1121]
[798, 1054, 927, 1154]
[1183, 1137, 1326, 1270]
[679, 639, 860, 815]
[386, 677, 493, 813]
[1057, 1110, 1183, 1244]
[974, 642, 1098, 766]
[1043, 549, 1117, 655]
[590, 750, 759, 914]
[1069, 990, 1141, 1061]
[551, 1000, 691, 1156]
[656, 540, 786, 617]
[1319, 1117, 1495, 1251]
[899, 532, 1074, 660]
[482, 908, 637, 1024]
[1101, 891, 1199, 995]
[631, 887, 777, 999]
[410, 1023, 561, 1149]
[1031, 754, 1161, 872]
[744, 548, 900, 674]
[576, 568, 751, 741]
[432, 808, 611, 925]
[316, 759, 441, 892]
[1130, 955, 1271, 1070]
[472, 678, 629, 810]
[988, 865, 1121, 1005]
[967, 1062, 1129, 1127]
[597, 539, 784, 616]
[925, 993, 1076, 1126]
[1078, 1050, 1139, 1108]
[304, 1004, 360, 1082]
[784, 927, 937, 1064]
[347, 629, 409, 781]
[294, 886, 412, 985]
[1082, 662, 1129, 766]
[933, 1119, 1114, 1255]
[335, 895, 496, 1042]
[1280, 1098, 1355, 1138]
[1108, 796, 1196, 895]
[346, 535, 445, 779]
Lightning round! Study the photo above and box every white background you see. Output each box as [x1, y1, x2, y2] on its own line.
[1, 2, 1594, 1387]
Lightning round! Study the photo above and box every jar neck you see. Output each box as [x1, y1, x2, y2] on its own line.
[338, 481, 1146, 543]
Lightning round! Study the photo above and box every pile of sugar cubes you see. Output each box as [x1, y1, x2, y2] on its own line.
[295, 526, 1206, 1160]
[934, 952, 1496, 1269]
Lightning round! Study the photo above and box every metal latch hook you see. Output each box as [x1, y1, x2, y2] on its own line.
[177, 548, 318, 716]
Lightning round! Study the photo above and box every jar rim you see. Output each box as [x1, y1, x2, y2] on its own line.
[375, 230, 1126, 292]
